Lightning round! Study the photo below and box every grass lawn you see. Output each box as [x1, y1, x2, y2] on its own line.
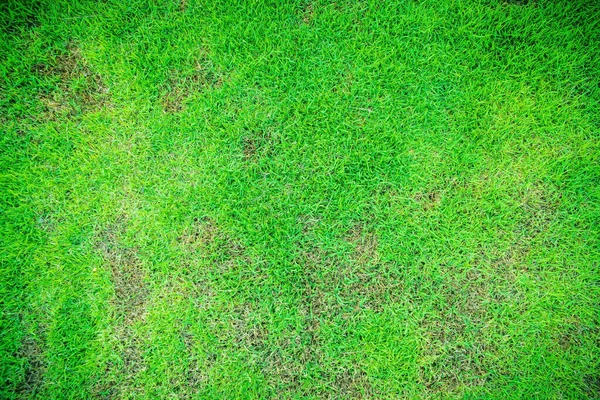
[1, 0, 599, 398]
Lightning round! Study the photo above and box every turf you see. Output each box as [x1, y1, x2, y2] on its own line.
[1, 0, 600, 398]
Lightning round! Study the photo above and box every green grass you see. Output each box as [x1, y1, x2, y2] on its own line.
[1, 0, 599, 398]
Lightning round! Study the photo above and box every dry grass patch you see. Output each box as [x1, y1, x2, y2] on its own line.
[94, 224, 149, 396]
[300, 2, 315, 25]
[35, 45, 110, 118]
[177, 217, 246, 274]
[413, 190, 442, 212]
[162, 54, 223, 113]
[241, 127, 280, 161]
[16, 331, 46, 396]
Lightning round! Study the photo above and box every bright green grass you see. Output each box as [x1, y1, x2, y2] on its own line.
[1, 0, 599, 398]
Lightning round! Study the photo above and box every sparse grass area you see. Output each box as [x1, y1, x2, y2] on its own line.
[1, 0, 599, 398]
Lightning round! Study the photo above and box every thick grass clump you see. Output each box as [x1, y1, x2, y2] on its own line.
[1, 0, 599, 398]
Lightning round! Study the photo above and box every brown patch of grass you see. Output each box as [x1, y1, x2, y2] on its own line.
[231, 303, 270, 352]
[301, 2, 315, 25]
[162, 55, 223, 113]
[297, 214, 321, 235]
[333, 367, 373, 399]
[178, 217, 218, 250]
[518, 183, 556, 236]
[242, 136, 258, 159]
[417, 268, 497, 394]
[419, 314, 490, 394]
[219, 244, 376, 397]
[263, 348, 304, 392]
[486, 183, 557, 273]
[94, 224, 149, 395]
[413, 190, 441, 211]
[301, 230, 403, 315]
[96, 228, 148, 322]
[241, 128, 280, 161]
[555, 317, 598, 353]
[179, 329, 212, 397]
[36, 45, 110, 118]
[177, 217, 246, 273]
[342, 223, 407, 312]
[16, 333, 47, 395]
[162, 87, 186, 113]
[347, 223, 380, 265]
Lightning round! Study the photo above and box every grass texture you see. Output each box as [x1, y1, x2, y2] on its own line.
[1, 0, 599, 398]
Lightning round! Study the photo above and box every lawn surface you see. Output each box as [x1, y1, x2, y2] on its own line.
[1, 0, 600, 398]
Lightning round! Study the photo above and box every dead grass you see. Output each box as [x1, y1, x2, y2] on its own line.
[35, 45, 110, 118]
[94, 224, 149, 396]
[584, 374, 600, 397]
[162, 55, 222, 113]
[241, 128, 280, 161]
[16, 332, 46, 396]
[180, 330, 209, 396]
[418, 308, 491, 394]
[332, 367, 373, 399]
[177, 217, 219, 250]
[413, 190, 442, 212]
[347, 223, 380, 265]
[177, 217, 245, 274]
[301, 2, 315, 25]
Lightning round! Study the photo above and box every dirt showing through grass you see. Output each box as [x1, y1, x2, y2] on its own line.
[162, 53, 222, 113]
[94, 224, 148, 396]
[35, 45, 109, 118]
[16, 331, 47, 396]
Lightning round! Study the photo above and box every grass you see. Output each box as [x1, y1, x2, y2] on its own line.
[1, 0, 599, 398]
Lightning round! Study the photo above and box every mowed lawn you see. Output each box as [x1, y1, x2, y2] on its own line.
[1, 0, 599, 398]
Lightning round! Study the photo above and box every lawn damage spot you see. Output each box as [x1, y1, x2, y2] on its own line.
[219, 251, 374, 397]
[161, 53, 223, 113]
[347, 223, 380, 265]
[414, 183, 560, 393]
[179, 328, 212, 394]
[241, 127, 280, 162]
[297, 214, 321, 235]
[177, 216, 218, 250]
[35, 45, 110, 118]
[96, 228, 148, 322]
[231, 302, 270, 353]
[333, 367, 373, 398]
[413, 190, 442, 211]
[516, 183, 556, 238]
[16, 331, 47, 396]
[340, 223, 405, 312]
[300, 2, 315, 25]
[94, 224, 149, 395]
[418, 312, 490, 394]
[177, 217, 246, 273]
[417, 268, 499, 395]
